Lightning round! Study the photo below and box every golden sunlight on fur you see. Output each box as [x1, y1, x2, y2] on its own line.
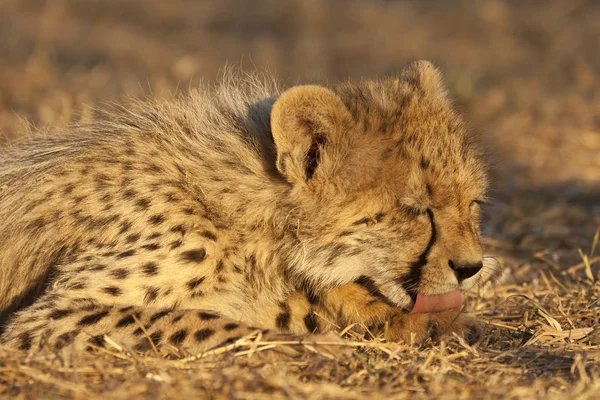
[0, 61, 497, 354]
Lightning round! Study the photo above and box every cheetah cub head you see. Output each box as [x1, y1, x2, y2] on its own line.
[271, 61, 497, 313]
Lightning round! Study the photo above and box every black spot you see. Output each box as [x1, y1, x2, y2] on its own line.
[164, 192, 180, 203]
[224, 323, 239, 331]
[77, 310, 110, 326]
[144, 287, 160, 304]
[63, 184, 76, 195]
[145, 163, 162, 173]
[198, 312, 219, 321]
[119, 306, 134, 313]
[215, 260, 225, 273]
[172, 315, 184, 323]
[305, 288, 320, 305]
[183, 207, 195, 215]
[426, 183, 433, 196]
[200, 231, 217, 241]
[18, 332, 33, 351]
[103, 286, 122, 296]
[118, 221, 132, 234]
[135, 198, 151, 210]
[147, 232, 162, 240]
[49, 309, 72, 320]
[122, 189, 138, 199]
[148, 214, 165, 225]
[421, 157, 430, 170]
[304, 312, 319, 333]
[169, 329, 188, 345]
[116, 314, 136, 328]
[149, 330, 163, 345]
[122, 161, 134, 171]
[247, 254, 257, 271]
[141, 243, 161, 251]
[142, 262, 159, 276]
[110, 268, 130, 279]
[170, 225, 186, 234]
[194, 328, 215, 342]
[170, 240, 183, 249]
[117, 249, 136, 258]
[72, 195, 86, 205]
[233, 265, 243, 274]
[187, 277, 205, 290]
[181, 249, 206, 263]
[133, 327, 144, 336]
[150, 310, 170, 323]
[276, 312, 291, 330]
[125, 233, 141, 243]
[90, 264, 107, 271]
[26, 217, 46, 231]
[55, 331, 78, 350]
[88, 335, 105, 348]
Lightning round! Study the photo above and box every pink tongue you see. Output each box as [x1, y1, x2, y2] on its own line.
[410, 290, 462, 314]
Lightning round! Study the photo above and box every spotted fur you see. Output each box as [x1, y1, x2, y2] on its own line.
[0, 61, 496, 354]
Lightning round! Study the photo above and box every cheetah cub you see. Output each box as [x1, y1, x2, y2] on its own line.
[0, 61, 495, 354]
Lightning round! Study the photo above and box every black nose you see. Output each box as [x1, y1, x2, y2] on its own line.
[448, 260, 483, 281]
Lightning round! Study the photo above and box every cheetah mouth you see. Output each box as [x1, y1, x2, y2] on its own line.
[409, 289, 462, 314]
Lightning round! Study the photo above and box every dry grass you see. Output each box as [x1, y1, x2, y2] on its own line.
[0, 0, 599, 398]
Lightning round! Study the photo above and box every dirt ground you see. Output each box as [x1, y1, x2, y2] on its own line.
[0, 0, 599, 399]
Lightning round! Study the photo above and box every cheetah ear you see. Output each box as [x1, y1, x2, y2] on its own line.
[271, 85, 352, 185]
[400, 60, 449, 101]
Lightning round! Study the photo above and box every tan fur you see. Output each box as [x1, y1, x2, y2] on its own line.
[0, 61, 495, 354]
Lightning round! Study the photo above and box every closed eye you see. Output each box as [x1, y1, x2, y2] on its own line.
[397, 202, 427, 218]
[471, 199, 490, 206]
[471, 199, 490, 207]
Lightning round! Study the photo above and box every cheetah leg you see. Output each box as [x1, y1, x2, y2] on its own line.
[1, 295, 266, 355]
[317, 283, 481, 344]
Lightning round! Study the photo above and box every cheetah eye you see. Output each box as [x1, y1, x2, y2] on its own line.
[397, 203, 427, 219]
[471, 199, 489, 208]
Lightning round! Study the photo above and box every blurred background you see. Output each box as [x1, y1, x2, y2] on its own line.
[0, 0, 599, 270]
